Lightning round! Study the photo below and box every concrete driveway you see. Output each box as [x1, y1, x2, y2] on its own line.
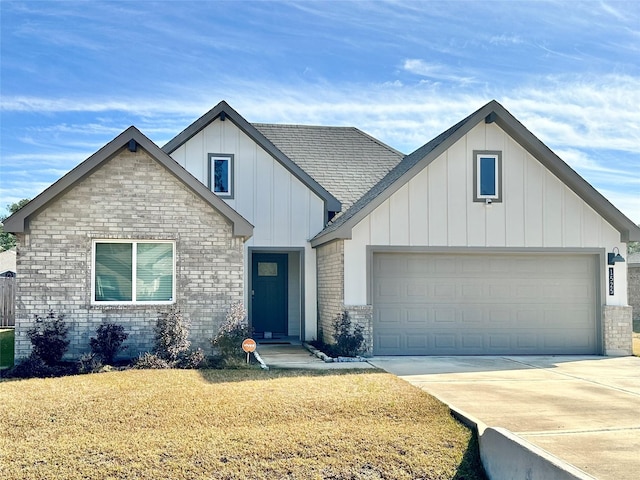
[369, 355, 640, 480]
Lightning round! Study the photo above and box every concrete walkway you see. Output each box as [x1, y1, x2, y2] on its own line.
[256, 343, 374, 370]
[369, 355, 640, 480]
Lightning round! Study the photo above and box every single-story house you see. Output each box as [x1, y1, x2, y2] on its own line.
[5, 100, 640, 359]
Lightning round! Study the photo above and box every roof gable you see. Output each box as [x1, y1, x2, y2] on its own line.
[312, 100, 640, 246]
[3, 127, 253, 238]
[162, 101, 341, 214]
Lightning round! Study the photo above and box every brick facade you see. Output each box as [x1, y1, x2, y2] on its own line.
[343, 305, 373, 356]
[316, 240, 374, 356]
[602, 305, 633, 356]
[316, 240, 344, 343]
[14, 148, 245, 360]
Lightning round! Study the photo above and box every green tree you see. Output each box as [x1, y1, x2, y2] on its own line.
[0, 199, 30, 251]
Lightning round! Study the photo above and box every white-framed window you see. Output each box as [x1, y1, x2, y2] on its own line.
[473, 150, 502, 202]
[208, 153, 234, 198]
[92, 240, 175, 305]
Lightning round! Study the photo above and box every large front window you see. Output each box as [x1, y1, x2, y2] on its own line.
[93, 240, 175, 304]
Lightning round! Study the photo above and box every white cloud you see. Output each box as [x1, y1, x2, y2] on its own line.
[402, 59, 476, 85]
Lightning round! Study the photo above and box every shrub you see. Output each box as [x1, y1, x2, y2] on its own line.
[177, 348, 207, 369]
[331, 311, 365, 357]
[78, 353, 106, 374]
[3, 354, 78, 379]
[26, 310, 70, 365]
[89, 322, 128, 364]
[3, 354, 51, 378]
[132, 352, 170, 369]
[153, 307, 190, 363]
[212, 302, 251, 361]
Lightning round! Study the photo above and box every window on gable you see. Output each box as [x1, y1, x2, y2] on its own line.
[93, 240, 175, 304]
[473, 151, 502, 202]
[208, 153, 234, 198]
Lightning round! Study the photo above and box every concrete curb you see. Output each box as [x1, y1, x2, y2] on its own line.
[448, 406, 596, 480]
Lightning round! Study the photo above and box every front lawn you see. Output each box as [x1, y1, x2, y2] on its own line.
[0, 328, 14, 369]
[0, 369, 485, 479]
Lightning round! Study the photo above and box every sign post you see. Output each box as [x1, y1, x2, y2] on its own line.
[242, 338, 257, 364]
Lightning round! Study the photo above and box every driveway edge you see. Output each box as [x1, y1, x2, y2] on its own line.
[448, 406, 596, 480]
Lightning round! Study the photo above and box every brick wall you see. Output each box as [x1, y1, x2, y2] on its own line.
[343, 305, 373, 356]
[602, 305, 632, 356]
[316, 241, 373, 356]
[316, 240, 344, 343]
[628, 264, 640, 330]
[14, 147, 245, 360]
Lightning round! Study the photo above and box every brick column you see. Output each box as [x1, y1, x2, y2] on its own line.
[602, 305, 632, 356]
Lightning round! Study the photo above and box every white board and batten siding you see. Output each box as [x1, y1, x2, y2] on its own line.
[344, 121, 626, 307]
[170, 119, 326, 339]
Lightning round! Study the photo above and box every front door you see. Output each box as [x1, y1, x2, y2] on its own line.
[252, 253, 288, 337]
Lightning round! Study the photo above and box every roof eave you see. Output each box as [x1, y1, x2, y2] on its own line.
[489, 102, 640, 243]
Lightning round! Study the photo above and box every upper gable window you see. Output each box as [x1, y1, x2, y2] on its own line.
[208, 153, 234, 199]
[473, 151, 502, 203]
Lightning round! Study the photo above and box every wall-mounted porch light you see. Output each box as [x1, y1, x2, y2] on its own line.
[608, 247, 625, 266]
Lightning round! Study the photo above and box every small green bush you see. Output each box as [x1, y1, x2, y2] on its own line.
[89, 322, 128, 364]
[27, 310, 70, 365]
[331, 311, 365, 357]
[153, 307, 190, 363]
[212, 302, 251, 361]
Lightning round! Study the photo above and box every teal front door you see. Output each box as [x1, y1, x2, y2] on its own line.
[252, 253, 288, 337]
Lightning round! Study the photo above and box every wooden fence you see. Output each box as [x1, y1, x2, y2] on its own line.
[0, 277, 15, 327]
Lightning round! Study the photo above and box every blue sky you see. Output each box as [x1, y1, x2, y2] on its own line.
[1, 0, 639, 223]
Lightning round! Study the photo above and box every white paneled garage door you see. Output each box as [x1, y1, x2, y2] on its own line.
[372, 252, 598, 355]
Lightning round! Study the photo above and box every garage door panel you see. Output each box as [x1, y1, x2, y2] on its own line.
[406, 333, 428, 349]
[407, 282, 428, 297]
[461, 334, 483, 348]
[433, 333, 456, 349]
[461, 310, 483, 324]
[373, 252, 597, 355]
[406, 308, 428, 324]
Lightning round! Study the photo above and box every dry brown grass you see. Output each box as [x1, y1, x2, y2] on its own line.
[0, 369, 485, 480]
[633, 333, 640, 356]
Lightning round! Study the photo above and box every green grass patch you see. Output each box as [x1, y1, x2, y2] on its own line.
[0, 368, 485, 479]
[0, 328, 14, 369]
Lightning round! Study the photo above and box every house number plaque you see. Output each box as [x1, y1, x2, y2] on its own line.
[608, 267, 614, 295]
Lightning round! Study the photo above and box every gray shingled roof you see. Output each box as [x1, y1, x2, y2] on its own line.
[254, 124, 404, 213]
[628, 252, 640, 265]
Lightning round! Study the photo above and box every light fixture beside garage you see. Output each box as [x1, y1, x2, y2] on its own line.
[608, 247, 625, 265]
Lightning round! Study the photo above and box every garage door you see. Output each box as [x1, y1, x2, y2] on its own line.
[372, 252, 598, 355]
